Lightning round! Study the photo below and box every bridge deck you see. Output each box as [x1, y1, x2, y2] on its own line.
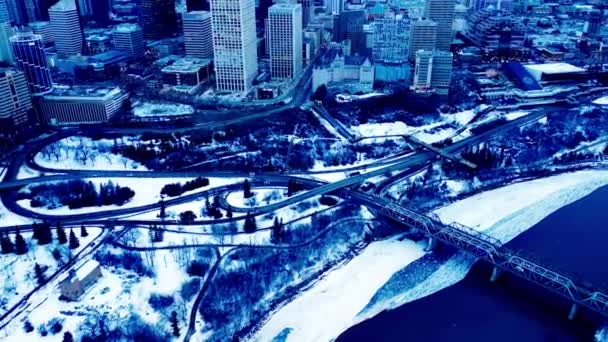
[380, 202, 608, 318]
[405, 136, 477, 169]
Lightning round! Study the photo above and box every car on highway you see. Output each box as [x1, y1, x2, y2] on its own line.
[360, 182, 375, 192]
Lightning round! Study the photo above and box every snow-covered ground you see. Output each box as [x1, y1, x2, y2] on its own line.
[0, 228, 103, 319]
[4, 244, 198, 342]
[17, 177, 240, 216]
[16, 166, 44, 180]
[0, 200, 33, 227]
[253, 236, 426, 342]
[350, 106, 487, 145]
[252, 170, 608, 341]
[35, 136, 146, 171]
[593, 96, 608, 105]
[132, 101, 195, 118]
[226, 188, 287, 208]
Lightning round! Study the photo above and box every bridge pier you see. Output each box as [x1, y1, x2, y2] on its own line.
[424, 237, 436, 252]
[568, 303, 578, 321]
[489, 266, 501, 282]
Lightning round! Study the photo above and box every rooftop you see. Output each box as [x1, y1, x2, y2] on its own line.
[162, 57, 212, 73]
[75, 260, 100, 281]
[49, 0, 77, 12]
[113, 23, 142, 34]
[524, 63, 585, 75]
[45, 85, 124, 99]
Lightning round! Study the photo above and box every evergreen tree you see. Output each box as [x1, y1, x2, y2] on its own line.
[271, 217, 283, 243]
[225, 206, 233, 219]
[31, 222, 40, 241]
[14, 229, 27, 255]
[80, 225, 88, 237]
[62, 331, 74, 342]
[287, 179, 294, 197]
[34, 263, 45, 285]
[56, 223, 67, 244]
[244, 212, 257, 233]
[170, 311, 180, 337]
[243, 179, 252, 198]
[1, 233, 13, 254]
[69, 229, 80, 249]
[159, 199, 166, 218]
[38, 221, 52, 245]
[213, 195, 221, 208]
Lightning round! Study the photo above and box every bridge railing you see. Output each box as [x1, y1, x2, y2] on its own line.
[379, 200, 608, 317]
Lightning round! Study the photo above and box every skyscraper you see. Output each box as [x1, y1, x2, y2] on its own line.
[325, 0, 343, 14]
[113, 23, 146, 58]
[373, 14, 409, 64]
[187, 0, 209, 11]
[298, 0, 311, 28]
[0, 23, 14, 63]
[10, 33, 53, 94]
[335, 10, 365, 56]
[183, 11, 213, 59]
[49, 0, 84, 55]
[269, 3, 302, 80]
[0, 68, 33, 126]
[137, 0, 177, 40]
[211, 0, 258, 92]
[425, 0, 455, 51]
[90, 0, 111, 26]
[408, 19, 437, 62]
[0, 0, 10, 23]
[413, 50, 453, 95]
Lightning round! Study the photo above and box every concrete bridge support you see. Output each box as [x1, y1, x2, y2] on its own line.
[424, 237, 436, 252]
[490, 266, 502, 282]
[568, 303, 578, 321]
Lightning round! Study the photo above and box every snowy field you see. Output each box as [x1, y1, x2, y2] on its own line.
[132, 101, 195, 118]
[35, 136, 147, 171]
[350, 106, 486, 144]
[0, 200, 33, 227]
[252, 236, 426, 342]
[0, 228, 103, 319]
[253, 170, 608, 341]
[4, 245, 200, 342]
[17, 177, 240, 216]
[225, 188, 287, 208]
[593, 96, 608, 105]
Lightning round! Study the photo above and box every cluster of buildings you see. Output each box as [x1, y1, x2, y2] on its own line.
[0, 0, 606, 127]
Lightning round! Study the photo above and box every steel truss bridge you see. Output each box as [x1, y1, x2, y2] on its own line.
[381, 202, 608, 318]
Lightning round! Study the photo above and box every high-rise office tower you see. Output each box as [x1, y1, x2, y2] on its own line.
[90, 0, 111, 25]
[183, 11, 213, 59]
[137, 0, 177, 40]
[49, 0, 84, 55]
[113, 23, 146, 58]
[10, 33, 53, 94]
[28, 21, 54, 45]
[298, 0, 311, 28]
[373, 14, 409, 64]
[0, 0, 9, 23]
[269, 3, 302, 80]
[0, 23, 13, 63]
[325, 0, 343, 14]
[413, 50, 453, 95]
[425, 0, 455, 51]
[6, 0, 27, 24]
[408, 19, 437, 61]
[187, 0, 209, 11]
[0, 68, 33, 126]
[334, 10, 365, 56]
[211, 0, 258, 92]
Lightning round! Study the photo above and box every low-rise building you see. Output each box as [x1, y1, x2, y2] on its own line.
[59, 260, 102, 301]
[39, 85, 128, 125]
[161, 57, 213, 94]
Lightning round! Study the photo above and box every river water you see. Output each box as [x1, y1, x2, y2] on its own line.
[338, 186, 608, 341]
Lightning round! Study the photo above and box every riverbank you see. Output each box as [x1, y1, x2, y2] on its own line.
[251, 170, 608, 341]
